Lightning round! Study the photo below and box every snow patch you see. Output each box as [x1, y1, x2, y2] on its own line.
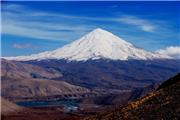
[4, 28, 171, 61]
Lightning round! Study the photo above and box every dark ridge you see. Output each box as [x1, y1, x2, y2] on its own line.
[157, 73, 180, 90]
[84, 74, 180, 120]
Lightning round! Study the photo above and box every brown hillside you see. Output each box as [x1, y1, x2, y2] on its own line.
[84, 73, 180, 120]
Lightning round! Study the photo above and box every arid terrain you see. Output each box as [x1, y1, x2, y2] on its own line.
[1, 1, 180, 120]
[1, 73, 179, 120]
[84, 73, 180, 120]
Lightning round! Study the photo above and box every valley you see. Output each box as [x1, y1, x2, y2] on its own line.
[2, 74, 180, 120]
[1, 28, 180, 120]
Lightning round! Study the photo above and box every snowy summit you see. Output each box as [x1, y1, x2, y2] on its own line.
[5, 28, 171, 61]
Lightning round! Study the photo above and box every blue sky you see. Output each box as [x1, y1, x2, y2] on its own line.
[1, 1, 180, 57]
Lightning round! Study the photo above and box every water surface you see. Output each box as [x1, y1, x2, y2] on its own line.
[16, 99, 79, 112]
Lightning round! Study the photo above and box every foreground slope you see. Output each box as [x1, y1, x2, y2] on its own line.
[85, 73, 180, 120]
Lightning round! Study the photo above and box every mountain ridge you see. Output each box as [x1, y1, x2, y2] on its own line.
[4, 28, 171, 61]
[1, 59, 90, 99]
[84, 73, 180, 120]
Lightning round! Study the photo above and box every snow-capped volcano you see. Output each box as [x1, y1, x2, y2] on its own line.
[5, 28, 171, 61]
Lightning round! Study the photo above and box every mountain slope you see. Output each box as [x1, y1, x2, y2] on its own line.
[157, 73, 180, 90]
[1, 59, 89, 99]
[84, 73, 180, 120]
[1, 59, 62, 79]
[2, 78, 90, 99]
[1, 97, 23, 115]
[27, 59, 179, 89]
[5, 28, 170, 61]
